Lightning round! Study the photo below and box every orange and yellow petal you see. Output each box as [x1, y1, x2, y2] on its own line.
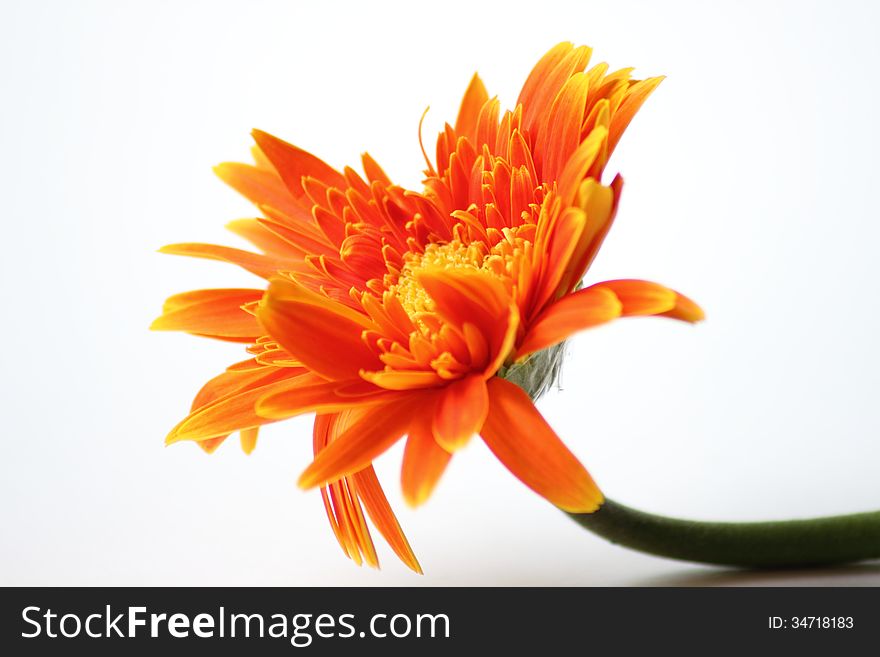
[298, 393, 430, 489]
[239, 427, 259, 454]
[257, 278, 381, 381]
[255, 377, 396, 420]
[313, 414, 421, 572]
[588, 279, 705, 322]
[401, 413, 452, 508]
[314, 415, 376, 567]
[151, 288, 264, 341]
[250, 129, 346, 202]
[432, 374, 489, 452]
[351, 467, 422, 574]
[416, 268, 516, 371]
[480, 377, 603, 513]
[166, 369, 307, 444]
[214, 161, 303, 220]
[517, 286, 623, 358]
[159, 242, 294, 280]
[454, 73, 490, 145]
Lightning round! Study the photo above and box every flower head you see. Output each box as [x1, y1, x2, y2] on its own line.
[153, 42, 703, 572]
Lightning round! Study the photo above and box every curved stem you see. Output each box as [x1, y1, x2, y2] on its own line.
[568, 498, 880, 568]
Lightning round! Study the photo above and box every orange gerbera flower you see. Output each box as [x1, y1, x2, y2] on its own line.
[153, 42, 703, 573]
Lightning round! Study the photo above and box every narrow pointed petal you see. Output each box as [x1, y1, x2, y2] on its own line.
[151, 288, 264, 341]
[557, 126, 608, 205]
[660, 291, 705, 323]
[517, 42, 574, 112]
[557, 176, 620, 294]
[608, 76, 664, 154]
[213, 162, 302, 219]
[360, 369, 444, 391]
[256, 378, 394, 420]
[519, 43, 592, 135]
[530, 207, 587, 313]
[159, 243, 293, 279]
[225, 219, 305, 258]
[481, 378, 603, 513]
[198, 436, 228, 454]
[483, 302, 520, 377]
[298, 394, 427, 489]
[339, 477, 379, 568]
[517, 286, 622, 358]
[432, 374, 489, 452]
[361, 152, 392, 185]
[166, 370, 307, 444]
[454, 73, 489, 144]
[352, 467, 423, 574]
[543, 72, 591, 182]
[314, 415, 376, 567]
[402, 413, 452, 508]
[189, 359, 281, 412]
[587, 279, 704, 322]
[251, 129, 346, 199]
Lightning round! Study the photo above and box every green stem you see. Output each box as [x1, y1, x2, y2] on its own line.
[568, 498, 880, 568]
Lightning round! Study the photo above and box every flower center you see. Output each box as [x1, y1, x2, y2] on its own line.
[394, 240, 489, 317]
[393, 231, 534, 322]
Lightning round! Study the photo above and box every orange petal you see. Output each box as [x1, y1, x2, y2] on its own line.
[557, 126, 608, 206]
[416, 269, 513, 368]
[225, 219, 305, 258]
[530, 206, 587, 314]
[519, 43, 592, 135]
[198, 436, 228, 454]
[401, 412, 451, 507]
[256, 377, 395, 420]
[239, 427, 258, 454]
[660, 291, 705, 323]
[517, 286, 622, 358]
[361, 152, 392, 186]
[151, 288, 264, 341]
[587, 279, 704, 322]
[481, 378, 603, 513]
[214, 162, 303, 219]
[314, 415, 375, 566]
[542, 72, 591, 182]
[483, 302, 520, 377]
[454, 73, 489, 144]
[557, 176, 619, 295]
[338, 477, 378, 568]
[257, 213, 337, 257]
[189, 359, 282, 412]
[590, 279, 675, 315]
[329, 478, 378, 568]
[251, 129, 346, 200]
[298, 394, 427, 489]
[608, 76, 664, 155]
[166, 370, 307, 444]
[360, 369, 444, 391]
[314, 414, 418, 571]
[257, 278, 381, 381]
[517, 42, 574, 114]
[351, 466, 423, 574]
[158, 243, 293, 279]
[432, 374, 489, 452]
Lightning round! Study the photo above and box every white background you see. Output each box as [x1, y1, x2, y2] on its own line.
[1, 0, 878, 585]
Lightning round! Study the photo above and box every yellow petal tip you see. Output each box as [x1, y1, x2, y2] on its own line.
[559, 491, 605, 514]
[297, 471, 318, 490]
[670, 294, 706, 323]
